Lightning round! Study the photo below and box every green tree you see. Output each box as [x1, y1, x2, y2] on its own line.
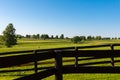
[32, 34, 37, 39]
[26, 34, 31, 38]
[96, 36, 102, 40]
[72, 36, 81, 43]
[3, 23, 17, 47]
[87, 36, 92, 40]
[51, 35, 54, 39]
[16, 34, 24, 39]
[36, 34, 40, 39]
[60, 34, 64, 39]
[80, 36, 86, 41]
[55, 35, 58, 39]
[41, 34, 49, 40]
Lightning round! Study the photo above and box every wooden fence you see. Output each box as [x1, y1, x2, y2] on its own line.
[1, 44, 120, 80]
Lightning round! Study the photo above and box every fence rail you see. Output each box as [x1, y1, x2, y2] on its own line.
[0, 44, 120, 80]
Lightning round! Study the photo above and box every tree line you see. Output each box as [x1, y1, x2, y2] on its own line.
[1, 23, 120, 47]
[22, 34, 65, 40]
[18, 34, 117, 41]
[71, 36, 119, 43]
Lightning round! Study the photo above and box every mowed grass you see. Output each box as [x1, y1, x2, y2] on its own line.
[0, 39, 74, 52]
[0, 39, 120, 52]
[1, 39, 120, 80]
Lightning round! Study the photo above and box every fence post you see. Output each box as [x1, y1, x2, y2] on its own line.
[34, 50, 38, 74]
[54, 50, 63, 80]
[110, 44, 114, 67]
[75, 47, 78, 67]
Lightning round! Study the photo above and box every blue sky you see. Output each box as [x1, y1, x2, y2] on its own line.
[0, 0, 120, 37]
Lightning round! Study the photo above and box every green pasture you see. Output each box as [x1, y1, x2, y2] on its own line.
[0, 39, 120, 52]
[1, 39, 120, 80]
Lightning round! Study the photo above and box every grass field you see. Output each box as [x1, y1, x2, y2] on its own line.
[0, 39, 120, 52]
[1, 39, 120, 80]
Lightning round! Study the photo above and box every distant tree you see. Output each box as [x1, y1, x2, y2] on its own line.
[87, 36, 92, 40]
[41, 34, 49, 40]
[60, 34, 64, 39]
[118, 37, 120, 39]
[16, 34, 24, 39]
[115, 37, 117, 40]
[32, 34, 37, 39]
[55, 35, 58, 39]
[92, 36, 95, 40]
[3, 23, 17, 47]
[36, 34, 40, 39]
[96, 36, 102, 40]
[72, 36, 81, 43]
[51, 35, 54, 39]
[65, 37, 69, 39]
[102, 37, 111, 40]
[79, 36, 86, 41]
[112, 37, 115, 40]
[26, 34, 31, 38]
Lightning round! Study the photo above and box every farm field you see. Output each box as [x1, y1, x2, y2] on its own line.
[0, 39, 120, 52]
[1, 39, 120, 80]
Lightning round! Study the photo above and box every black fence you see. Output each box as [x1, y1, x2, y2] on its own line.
[0, 44, 120, 80]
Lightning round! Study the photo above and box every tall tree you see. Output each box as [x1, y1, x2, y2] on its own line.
[51, 35, 54, 39]
[3, 23, 17, 47]
[60, 34, 64, 39]
[36, 34, 40, 39]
